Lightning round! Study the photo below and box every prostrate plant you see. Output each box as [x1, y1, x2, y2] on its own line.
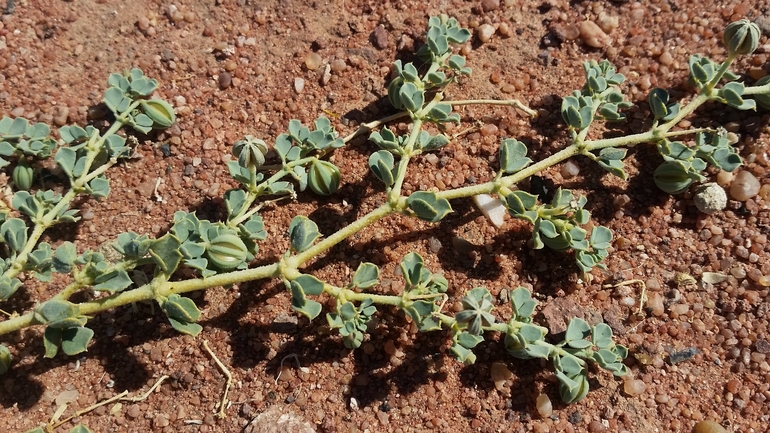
[0, 17, 767, 421]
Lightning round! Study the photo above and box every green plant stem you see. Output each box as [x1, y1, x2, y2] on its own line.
[323, 284, 403, 306]
[387, 118, 423, 204]
[743, 82, 770, 96]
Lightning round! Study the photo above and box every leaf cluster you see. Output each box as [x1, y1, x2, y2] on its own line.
[103, 68, 176, 133]
[653, 131, 741, 194]
[504, 188, 612, 272]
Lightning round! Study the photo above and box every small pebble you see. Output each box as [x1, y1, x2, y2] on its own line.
[623, 379, 646, 396]
[693, 420, 727, 433]
[561, 161, 580, 178]
[330, 59, 347, 73]
[218, 72, 232, 89]
[579, 21, 611, 48]
[481, 0, 500, 12]
[535, 393, 552, 417]
[490, 362, 512, 391]
[305, 52, 323, 70]
[694, 183, 727, 214]
[371, 25, 389, 49]
[294, 77, 305, 94]
[477, 24, 495, 43]
[729, 171, 760, 201]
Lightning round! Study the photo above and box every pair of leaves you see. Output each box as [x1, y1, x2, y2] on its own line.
[34, 300, 93, 358]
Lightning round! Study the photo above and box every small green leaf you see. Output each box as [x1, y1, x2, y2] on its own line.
[43, 327, 62, 358]
[510, 287, 537, 320]
[368, 150, 396, 186]
[290, 280, 323, 320]
[0, 276, 22, 300]
[69, 425, 94, 433]
[400, 252, 425, 287]
[1, 217, 27, 252]
[556, 370, 590, 403]
[407, 191, 452, 222]
[565, 318, 591, 347]
[87, 177, 110, 198]
[294, 274, 325, 295]
[499, 139, 531, 174]
[168, 318, 203, 336]
[288, 216, 321, 253]
[61, 327, 94, 356]
[93, 269, 133, 293]
[504, 191, 538, 217]
[351, 262, 379, 289]
[164, 294, 201, 323]
[149, 234, 183, 274]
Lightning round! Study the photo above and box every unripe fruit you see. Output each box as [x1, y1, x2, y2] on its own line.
[140, 99, 176, 128]
[12, 159, 34, 191]
[307, 160, 340, 195]
[722, 19, 760, 56]
[205, 234, 248, 270]
[233, 136, 268, 170]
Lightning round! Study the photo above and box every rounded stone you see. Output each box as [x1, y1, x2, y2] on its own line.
[729, 171, 760, 201]
[693, 183, 727, 214]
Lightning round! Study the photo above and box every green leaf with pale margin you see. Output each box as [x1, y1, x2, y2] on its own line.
[499, 138, 531, 174]
[69, 425, 94, 433]
[351, 262, 379, 289]
[43, 327, 62, 358]
[0, 276, 22, 300]
[368, 150, 396, 186]
[288, 216, 321, 253]
[1, 217, 27, 252]
[510, 287, 537, 321]
[592, 323, 614, 348]
[294, 274, 325, 295]
[400, 252, 425, 287]
[239, 213, 267, 240]
[554, 353, 584, 377]
[61, 326, 94, 356]
[149, 234, 183, 274]
[407, 191, 452, 222]
[556, 370, 590, 403]
[87, 176, 110, 198]
[290, 280, 323, 320]
[565, 318, 592, 349]
[93, 269, 132, 293]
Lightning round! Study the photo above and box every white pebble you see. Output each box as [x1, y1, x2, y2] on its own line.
[294, 77, 305, 94]
[579, 20, 611, 48]
[472, 194, 506, 228]
[477, 24, 495, 43]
